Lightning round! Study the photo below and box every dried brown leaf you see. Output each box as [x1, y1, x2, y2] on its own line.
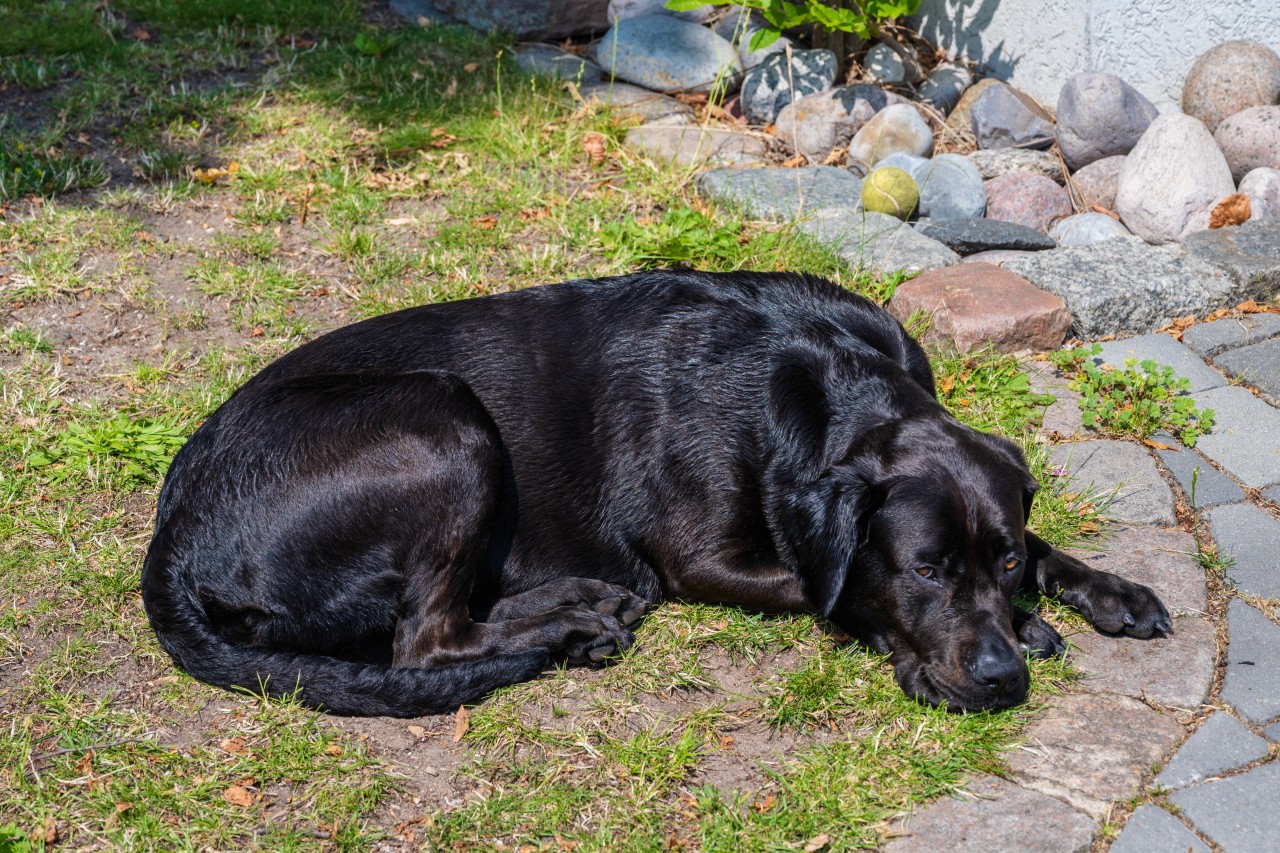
[223, 785, 255, 807]
[804, 834, 832, 852]
[452, 705, 470, 742]
[220, 737, 248, 755]
[1209, 193, 1251, 229]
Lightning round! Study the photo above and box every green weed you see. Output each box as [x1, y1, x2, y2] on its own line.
[25, 413, 188, 489]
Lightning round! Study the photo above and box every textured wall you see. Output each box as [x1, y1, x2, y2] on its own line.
[912, 0, 1280, 109]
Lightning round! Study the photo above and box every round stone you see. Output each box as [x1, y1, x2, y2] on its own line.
[862, 166, 919, 219]
[971, 82, 1055, 150]
[775, 85, 909, 163]
[1182, 39, 1280, 133]
[1239, 167, 1280, 219]
[1056, 72, 1158, 171]
[985, 172, 1072, 234]
[608, 0, 713, 23]
[847, 103, 934, 171]
[739, 48, 837, 125]
[1070, 155, 1126, 211]
[918, 64, 972, 116]
[863, 43, 906, 83]
[1050, 212, 1132, 247]
[910, 154, 987, 220]
[1213, 105, 1280, 183]
[594, 14, 742, 94]
[1114, 113, 1236, 244]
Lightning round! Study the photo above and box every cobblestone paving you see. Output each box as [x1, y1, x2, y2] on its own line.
[888, 319, 1280, 852]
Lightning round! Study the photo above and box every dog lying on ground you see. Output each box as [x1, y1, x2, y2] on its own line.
[142, 270, 1170, 717]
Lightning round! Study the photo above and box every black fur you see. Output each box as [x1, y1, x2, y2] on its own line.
[142, 270, 1171, 716]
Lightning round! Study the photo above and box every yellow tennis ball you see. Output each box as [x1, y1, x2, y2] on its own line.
[861, 166, 919, 220]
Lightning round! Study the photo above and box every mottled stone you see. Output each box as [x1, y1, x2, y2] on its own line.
[909, 154, 987, 220]
[774, 85, 908, 163]
[1005, 692, 1182, 820]
[1191, 386, 1280, 489]
[796, 209, 959, 276]
[1206, 502, 1280, 599]
[594, 15, 742, 94]
[967, 148, 1064, 183]
[1056, 73, 1158, 171]
[970, 82, 1055, 150]
[1150, 432, 1246, 509]
[514, 45, 603, 84]
[1094, 334, 1225, 394]
[1172, 763, 1280, 853]
[887, 263, 1070, 352]
[1216, 338, 1280, 404]
[1221, 599, 1280, 722]
[1214, 105, 1280, 183]
[847, 103, 934, 171]
[1050, 212, 1131, 246]
[1069, 155, 1125, 210]
[697, 166, 861, 221]
[1048, 440, 1175, 526]
[1239, 167, 1280, 219]
[863, 43, 906, 83]
[1156, 712, 1271, 789]
[1003, 238, 1237, 338]
[434, 0, 608, 39]
[1182, 313, 1280, 358]
[1067, 615, 1215, 708]
[1114, 113, 1236, 244]
[1182, 219, 1280, 301]
[1065, 525, 1205, 615]
[1181, 39, 1280, 133]
[917, 219, 1055, 254]
[884, 775, 1096, 853]
[917, 64, 972, 116]
[580, 82, 693, 122]
[985, 173, 1072, 234]
[739, 49, 837, 125]
[1110, 805, 1210, 853]
[959, 249, 1038, 267]
[624, 119, 766, 167]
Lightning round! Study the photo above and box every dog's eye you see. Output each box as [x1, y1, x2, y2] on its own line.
[915, 566, 935, 579]
[1004, 558, 1022, 572]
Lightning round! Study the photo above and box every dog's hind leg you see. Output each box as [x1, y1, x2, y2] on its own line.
[486, 578, 650, 628]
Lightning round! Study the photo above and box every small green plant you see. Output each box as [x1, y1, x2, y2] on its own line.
[666, 0, 922, 51]
[26, 414, 188, 488]
[0, 138, 108, 201]
[1050, 344, 1216, 447]
[599, 204, 779, 269]
[933, 349, 1057, 437]
[0, 824, 32, 853]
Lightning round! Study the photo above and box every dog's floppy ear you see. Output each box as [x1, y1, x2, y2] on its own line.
[780, 466, 880, 618]
[976, 432, 1039, 521]
[767, 347, 835, 478]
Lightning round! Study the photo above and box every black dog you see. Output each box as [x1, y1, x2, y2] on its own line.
[142, 270, 1170, 717]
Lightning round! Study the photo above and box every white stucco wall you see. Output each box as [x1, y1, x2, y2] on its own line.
[912, 0, 1280, 110]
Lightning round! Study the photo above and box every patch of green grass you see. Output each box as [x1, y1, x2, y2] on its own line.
[1050, 343, 1216, 447]
[934, 348, 1057, 437]
[24, 411, 188, 490]
[0, 137, 109, 201]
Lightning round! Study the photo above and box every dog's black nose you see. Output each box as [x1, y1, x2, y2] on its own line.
[970, 649, 1024, 697]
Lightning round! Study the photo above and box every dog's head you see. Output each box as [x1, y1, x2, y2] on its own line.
[769, 354, 1038, 711]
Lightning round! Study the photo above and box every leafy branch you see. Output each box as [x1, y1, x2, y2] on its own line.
[664, 0, 921, 52]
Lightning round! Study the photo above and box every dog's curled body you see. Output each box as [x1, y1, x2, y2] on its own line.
[143, 270, 1170, 716]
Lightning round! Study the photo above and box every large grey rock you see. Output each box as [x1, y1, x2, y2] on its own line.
[1213, 105, 1280, 183]
[966, 148, 1064, 183]
[1069, 155, 1125, 210]
[945, 77, 1000, 134]
[1094, 334, 1226, 394]
[909, 154, 987, 220]
[1048, 440, 1176, 526]
[970, 82, 1055, 150]
[1068, 615, 1215, 707]
[959, 249, 1038, 267]
[1114, 113, 1236, 244]
[876, 152, 929, 177]
[1239, 167, 1280, 219]
[1065, 525, 1206, 615]
[1050, 212, 1131, 247]
[1191, 386, 1280, 489]
[1172, 763, 1280, 853]
[1222, 598, 1280, 721]
[697, 166, 862, 221]
[863, 43, 906, 83]
[1206, 502, 1280, 598]
[1005, 692, 1182, 820]
[514, 45, 603, 84]
[1182, 312, 1280, 357]
[1003, 237, 1237, 337]
[607, 0, 712, 23]
[1182, 219, 1280, 302]
[883, 775, 1096, 853]
[1181, 39, 1280, 133]
[434, 0, 608, 39]
[594, 15, 742, 94]
[984, 173, 1072, 234]
[917, 64, 972, 116]
[847, 103, 934, 171]
[624, 119, 766, 167]
[1156, 712, 1271, 789]
[1056, 72, 1158, 171]
[774, 85, 908, 163]
[739, 49, 837, 125]
[1216, 338, 1280, 404]
[796, 209, 959, 276]
[580, 82, 693, 122]
[1150, 432, 1246, 509]
[388, 0, 452, 26]
[1110, 805, 1209, 853]
[917, 219, 1055, 254]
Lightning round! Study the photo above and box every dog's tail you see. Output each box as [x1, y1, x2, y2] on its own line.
[140, 546, 550, 718]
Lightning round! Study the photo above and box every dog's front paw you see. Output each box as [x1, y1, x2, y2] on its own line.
[1061, 574, 1172, 638]
[557, 608, 636, 666]
[1013, 608, 1067, 658]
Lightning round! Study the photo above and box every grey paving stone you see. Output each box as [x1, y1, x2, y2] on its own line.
[1206, 502, 1280, 599]
[795, 208, 960, 276]
[697, 167, 862, 221]
[1094, 334, 1225, 394]
[1005, 692, 1182, 819]
[1155, 712, 1271, 789]
[1170, 763, 1280, 853]
[1049, 440, 1176, 526]
[1191, 386, 1280, 489]
[1065, 526, 1206, 614]
[883, 775, 1096, 853]
[1222, 599, 1280, 723]
[1067, 615, 1215, 708]
[1263, 721, 1280, 742]
[1182, 313, 1280, 358]
[1215, 337, 1280, 405]
[1109, 805, 1209, 853]
[1025, 360, 1084, 436]
[1182, 219, 1280, 301]
[1150, 431, 1245, 509]
[1264, 484, 1280, 504]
